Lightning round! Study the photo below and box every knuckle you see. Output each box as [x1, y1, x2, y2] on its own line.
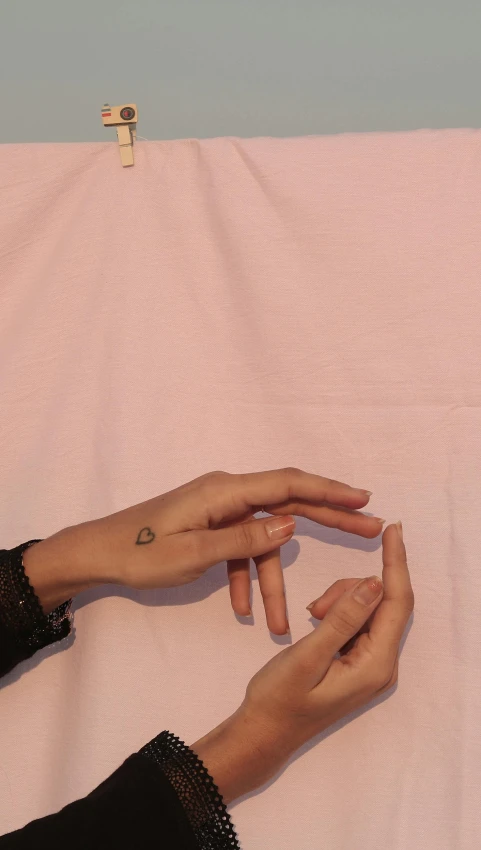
[376, 669, 391, 690]
[282, 466, 301, 479]
[388, 668, 399, 688]
[233, 521, 255, 551]
[366, 669, 386, 692]
[200, 470, 229, 495]
[261, 588, 285, 604]
[206, 470, 227, 481]
[329, 608, 359, 640]
[280, 466, 303, 498]
[379, 667, 398, 694]
[374, 662, 396, 691]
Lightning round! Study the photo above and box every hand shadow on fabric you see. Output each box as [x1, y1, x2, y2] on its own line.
[230, 611, 415, 812]
[0, 515, 383, 688]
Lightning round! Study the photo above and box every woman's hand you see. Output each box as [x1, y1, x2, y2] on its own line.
[192, 522, 413, 803]
[27, 468, 383, 633]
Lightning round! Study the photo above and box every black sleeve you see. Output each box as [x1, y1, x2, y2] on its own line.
[0, 753, 193, 848]
[0, 735, 240, 849]
[0, 542, 240, 849]
[0, 542, 72, 677]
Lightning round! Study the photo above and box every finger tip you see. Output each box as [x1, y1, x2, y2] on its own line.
[270, 624, 290, 636]
[235, 606, 253, 618]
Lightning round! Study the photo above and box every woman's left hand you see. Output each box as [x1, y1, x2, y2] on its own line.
[80, 468, 385, 634]
[25, 469, 384, 635]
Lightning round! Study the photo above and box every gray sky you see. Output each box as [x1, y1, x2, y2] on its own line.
[1, 0, 480, 143]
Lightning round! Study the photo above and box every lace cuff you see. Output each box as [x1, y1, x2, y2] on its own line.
[0, 540, 73, 655]
[140, 730, 240, 849]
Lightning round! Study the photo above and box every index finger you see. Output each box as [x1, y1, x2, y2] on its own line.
[229, 468, 372, 514]
[367, 522, 414, 648]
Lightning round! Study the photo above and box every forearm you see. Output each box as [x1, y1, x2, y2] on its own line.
[191, 708, 291, 805]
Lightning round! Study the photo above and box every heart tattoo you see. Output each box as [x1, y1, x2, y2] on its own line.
[135, 527, 156, 545]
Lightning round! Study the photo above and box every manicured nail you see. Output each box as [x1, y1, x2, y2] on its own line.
[396, 520, 403, 541]
[266, 516, 295, 539]
[374, 517, 386, 525]
[362, 490, 373, 497]
[353, 575, 383, 605]
[306, 601, 315, 611]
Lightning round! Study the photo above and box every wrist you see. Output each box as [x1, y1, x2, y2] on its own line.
[22, 525, 104, 614]
[191, 707, 292, 805]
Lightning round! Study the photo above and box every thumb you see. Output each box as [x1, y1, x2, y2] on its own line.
[289, 575, 384, 689]
[170, 515, 296, 572]
[320, 575, 383, 657]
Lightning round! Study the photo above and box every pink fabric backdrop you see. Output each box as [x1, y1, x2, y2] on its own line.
[1, 131, 480, 848]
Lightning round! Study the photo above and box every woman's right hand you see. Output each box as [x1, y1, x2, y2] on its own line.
[192, 522, 413, 803]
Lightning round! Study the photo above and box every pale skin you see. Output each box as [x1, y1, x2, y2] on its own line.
[193, 523, 412, 803]
[23, 468, 384, 632]
[21, 468, 413, 807]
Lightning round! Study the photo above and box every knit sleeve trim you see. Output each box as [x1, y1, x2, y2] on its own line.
[0, 540, 72, 653]
[140, 730, 240, 850]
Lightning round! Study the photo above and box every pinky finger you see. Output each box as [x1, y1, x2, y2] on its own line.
[227, 558, 252, 617]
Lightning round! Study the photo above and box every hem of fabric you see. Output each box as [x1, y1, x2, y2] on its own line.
[0, 540, 73, 652]
[140, 730, 240, 849]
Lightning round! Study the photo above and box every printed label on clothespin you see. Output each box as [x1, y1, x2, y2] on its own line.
[101, 103, 138, 168]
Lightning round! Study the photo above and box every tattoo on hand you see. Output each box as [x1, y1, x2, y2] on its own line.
[136, 527, 156, 545]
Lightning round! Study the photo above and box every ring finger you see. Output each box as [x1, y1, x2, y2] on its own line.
[255, 548, 289, 636]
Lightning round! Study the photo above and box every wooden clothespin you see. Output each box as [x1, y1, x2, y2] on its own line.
[101, 103, 138, 167]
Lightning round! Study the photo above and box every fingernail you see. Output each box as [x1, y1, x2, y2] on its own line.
[266, 516, 295, 539]
[374, 517, 386, 525]
[285, 626, 291, 635]
[362, 490, 373, 498]
[353, 575, 383, 605]
[396, 520, 403, 541]
[306, 601, 315, 611]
